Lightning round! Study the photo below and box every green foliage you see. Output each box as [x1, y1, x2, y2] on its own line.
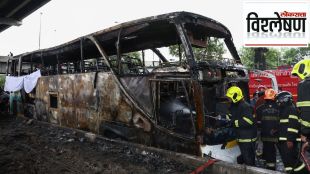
[0, 75, 5, 89]
[298, 45, 310, 58]
[169, 45, 185, 60]
[239, 47, 255, 68]
[126, 51, 141, 59]
[197, 38, 225, 61]
[265, 48, 281, 69]
[281, 48, 299, 65]
[239, 47, 281, 69]
[281, 45, 310, 65]
[169, 38, 225, 61]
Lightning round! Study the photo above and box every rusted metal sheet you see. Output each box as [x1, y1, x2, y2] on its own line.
[120, 76, 153, 115]
[32, 69, 201, 155]
[192, 81, 205, 133]
[35, 72, 138, 133]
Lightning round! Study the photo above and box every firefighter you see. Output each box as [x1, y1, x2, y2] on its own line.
[250, 91, 259, 109]
[226, 86, 257, 166]
[291, 59, 310, 143]
[291, 59, 310, 173]
[275, 91, 307, 173]
[256, 88, 279, 170]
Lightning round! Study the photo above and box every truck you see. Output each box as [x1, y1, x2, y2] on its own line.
[249, 66, 299, 101]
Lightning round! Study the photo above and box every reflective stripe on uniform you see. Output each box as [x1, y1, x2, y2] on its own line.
[280, 119, 289, 123]
[261, 137, 278, 142]
[300, 119, 310, 127]
[226, 115, 231, 121]
[266, 163, 275, 167]
[261, 116, 279, 121]
[288, 115, 299, 120]
[285, 167, 293, 171]
[296, 101, 310, 107]
[296, 138, 301, 142]
[237, 137, 257, 143]
[243, 117, 253, 125]
[288, 128, 299, 133]
[235, 120, 239, 127]
[279, 137, 287, 141]
[294, 163, 305, 171]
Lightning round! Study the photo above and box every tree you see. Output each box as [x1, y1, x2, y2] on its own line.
[0, 75, 5, 89]
[169, 38, 225, 61]
[297, 45, 310, 58]
[239, 47, 255, 68]
[264, 48, 281, 69]
[239, 47, 281, 69]
[281, 45, 310, 65]
[281, 48, 299, 65]
[126, 51, 141, 59]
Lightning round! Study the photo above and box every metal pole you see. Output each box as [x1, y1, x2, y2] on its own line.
[38, 12, 42, 49]
[80, 38, 84, 72]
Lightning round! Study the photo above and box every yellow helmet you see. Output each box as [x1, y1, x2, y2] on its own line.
[226, 86, 244, 103]
[291, 59, 310, 80]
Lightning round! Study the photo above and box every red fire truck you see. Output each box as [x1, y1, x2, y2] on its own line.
[250, 66, 310, 170]
[249, 66, 299, 102]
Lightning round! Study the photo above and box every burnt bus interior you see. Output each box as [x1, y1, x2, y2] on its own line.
[7, 12, 249, 149]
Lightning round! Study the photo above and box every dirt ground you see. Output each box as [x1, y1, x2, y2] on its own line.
[0, 115, 198, 174]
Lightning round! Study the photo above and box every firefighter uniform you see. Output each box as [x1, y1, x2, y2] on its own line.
[276, 92, 307, 174]
[297, 77, 310, 138]
[226, 86, 257, 166]
[292, 59, 310, 139]
[256, 89, 279, 170]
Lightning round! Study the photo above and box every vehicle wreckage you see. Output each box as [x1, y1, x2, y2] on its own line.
[6, 12, 250, 164]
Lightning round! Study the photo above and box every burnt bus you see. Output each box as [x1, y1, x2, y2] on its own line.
[7, 12, 249, 162]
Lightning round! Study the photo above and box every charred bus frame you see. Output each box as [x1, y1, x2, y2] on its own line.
[7, 12, 249, 156]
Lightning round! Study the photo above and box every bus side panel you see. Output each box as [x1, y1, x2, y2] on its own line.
[34, 72, 143, 134]
[33, 72, 198, 155]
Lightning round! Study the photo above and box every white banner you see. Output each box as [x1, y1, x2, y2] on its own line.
[243, 1, 310, 47]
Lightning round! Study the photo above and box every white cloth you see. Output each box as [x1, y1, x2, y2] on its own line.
[4, 76, 24, 92]
[4, 70, 41, 93]
[24, 70, 41, 93]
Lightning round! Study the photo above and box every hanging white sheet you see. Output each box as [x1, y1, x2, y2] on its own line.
[24, 70, 41, 93]
[4, 70, 41, 93]
[4, 76, 24, 92]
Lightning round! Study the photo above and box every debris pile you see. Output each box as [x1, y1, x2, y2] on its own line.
[0, 116, 197, 174]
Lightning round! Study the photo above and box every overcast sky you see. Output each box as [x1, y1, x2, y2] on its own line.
[0, 0, 301, 56]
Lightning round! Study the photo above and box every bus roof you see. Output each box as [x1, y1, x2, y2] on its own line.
[14, 11, 240, 65]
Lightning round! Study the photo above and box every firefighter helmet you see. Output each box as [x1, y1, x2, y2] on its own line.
[264, 88, 277, 100]
[275, 91, 293, 106]
[291, 59, 310, 80]
[226, 86, 243, 103]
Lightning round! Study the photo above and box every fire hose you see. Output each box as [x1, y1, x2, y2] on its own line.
[204, 114, 230, 122]
[190, 159, 218, 174]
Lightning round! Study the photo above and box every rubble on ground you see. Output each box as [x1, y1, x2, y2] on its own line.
[0, 115, 199, 174]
